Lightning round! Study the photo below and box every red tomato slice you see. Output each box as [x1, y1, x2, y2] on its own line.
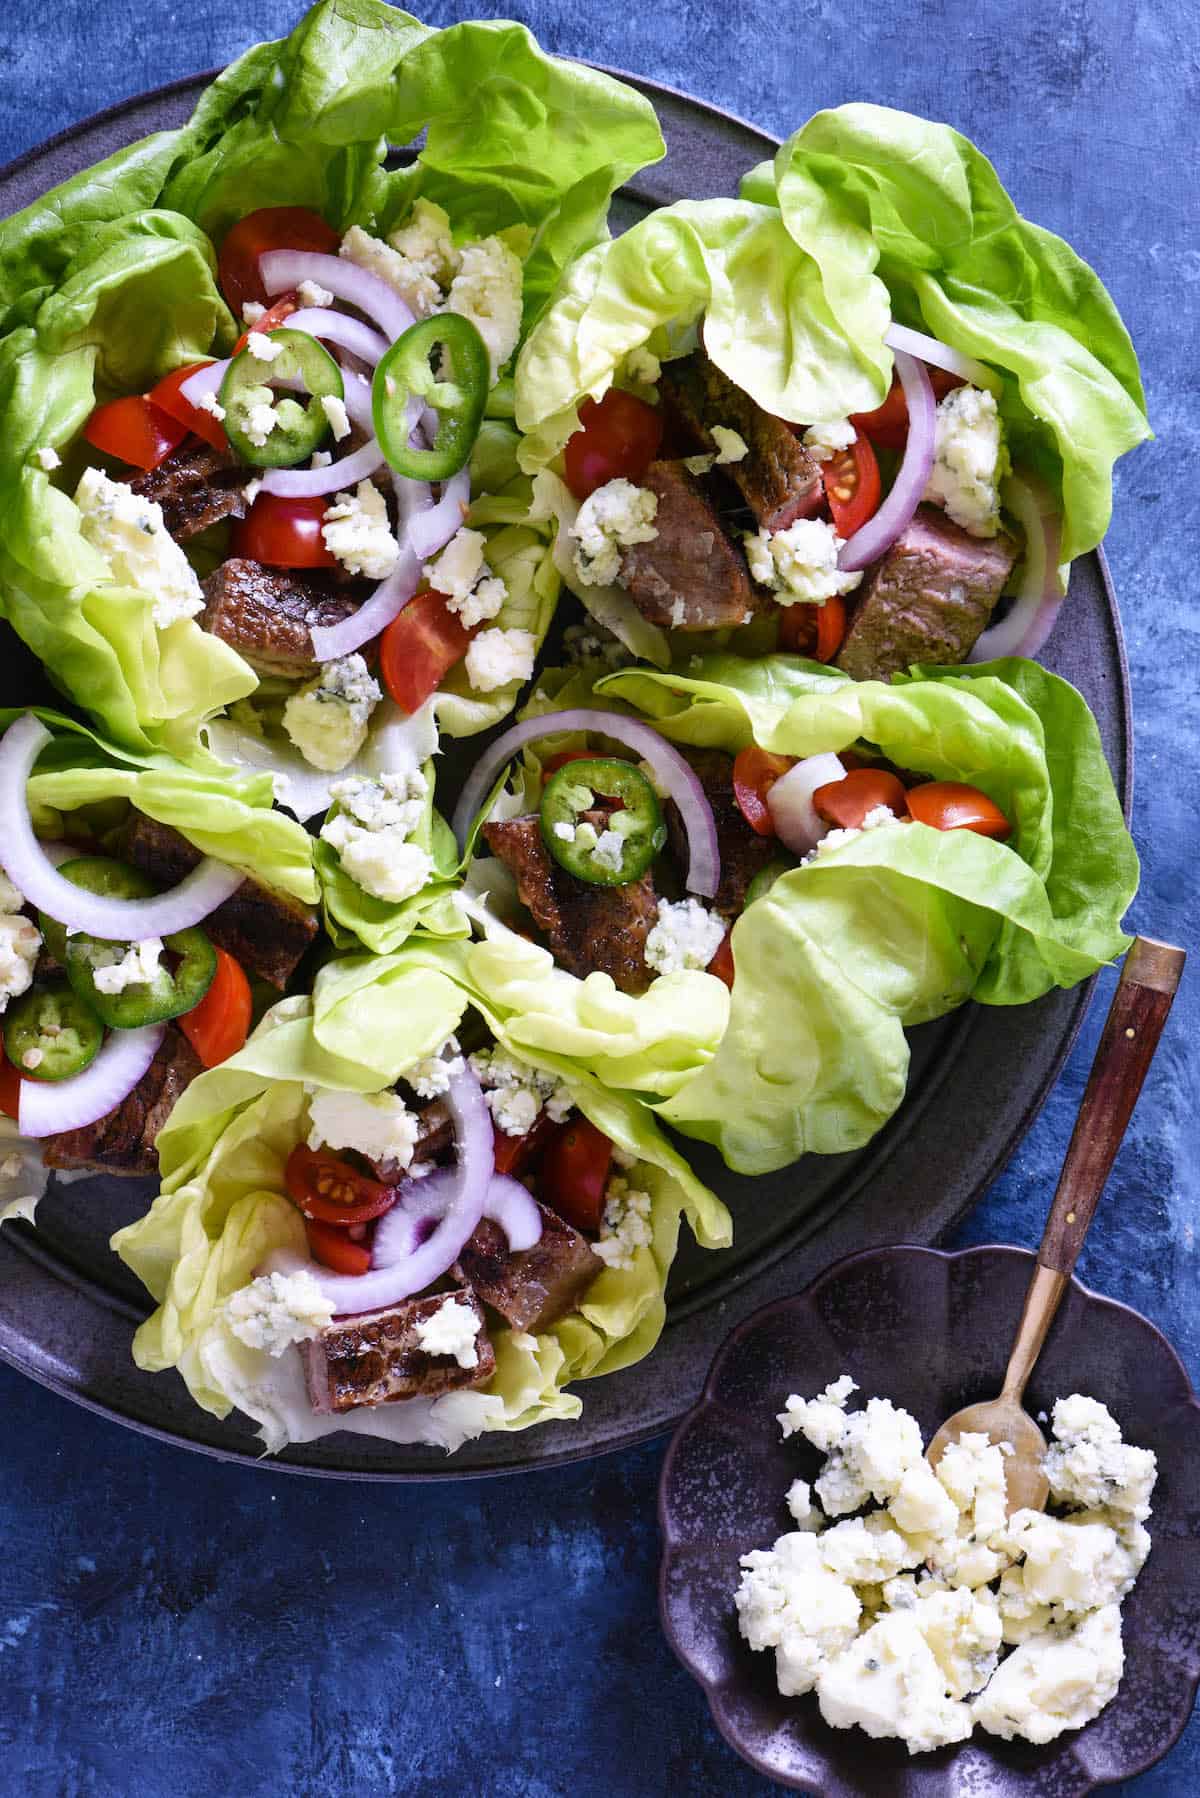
[305, 1216, 372, 1277]
[379, 589, 476, 714]
[83, 395, 187, 471]
[732, 746, 794, 837]
[0, 1045, 22, 1121]
[706, 932, 735, 989]
[822, 435, 881, 538]
[851, 368, 963, 449]
[147, 363, 228, 452]
[540, 749, 595, 784]
[906, 781, 1012, 840]
[813, 767, 909, 830]
[778, 596, 847, 663]
[179, 948, 252, 1069]
[492, 1111, 560, 1176]
[563, 389, 663, 502]
[231, 494, 339, 570]
[284, 1145, 397, 1226]
[232, 293, 300, 354]
[218, 209, 339, 314]
[540, 1116, 613, 1235]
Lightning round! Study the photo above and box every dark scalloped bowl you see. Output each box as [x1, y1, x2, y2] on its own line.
[658, 1244, 1200, 1795]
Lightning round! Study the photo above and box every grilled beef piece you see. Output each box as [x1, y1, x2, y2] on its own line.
[836, 506, 1019, 682]
[660, 350, 824, 531]
[301, 1290, 495, 1413]
[482, 815, 657, 995]
[455, 1203, 602, 1334]
[130, 441, 246, 541]
[43, 1029, 202, 1176]
[121, 815, 318, 990]
[619, 460, 764, 633]
[201, 559, 362, 677]
[665, 748, 775, 920]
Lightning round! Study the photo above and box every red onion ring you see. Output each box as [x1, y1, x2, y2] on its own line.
[304, 1060, 494, 1316]
[261, 437, 386, 500]
[450, 709, 721, 899]
[766, 753, 846, 856]
[884, 324, 1002, 397]
[260, 250, 415, 345]
[18, 1023, 165, 1138]
[308, 539, 423, 662]
[179, 359, 228, 409]
[407, 468, 472, 562]
[838, 351, 936, 573]
[373, 1167, 543, 1267]
[969, 473, 1065, 662]
[0, 716, 243, 938]
[285, 307, 388, 368]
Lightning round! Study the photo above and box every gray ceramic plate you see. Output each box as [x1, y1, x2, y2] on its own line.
[0, 70, 1132, 1480]
[659, 1245, 1200, 1794]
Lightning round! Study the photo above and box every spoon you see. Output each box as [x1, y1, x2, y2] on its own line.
[927, 934, 1186, 1516]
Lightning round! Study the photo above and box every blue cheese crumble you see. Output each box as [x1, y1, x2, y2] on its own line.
[744, 517, 863, 605]
[320, 767, 433, 903]
[684, 423, 750, 477]
[227, 1270, 334, 1357]
[469, 1047, 573, 1139]
[424, 527, 507, 629]
[445, 236, 525, 385]
[307, 1086, 419, 1167]
[594, 1174, 653, 1271]
[570, 478, 659, 587]
[322, 480, 399, 580]
[404, 1036, 464, 1101]
[924, 386, 1010, 537]
[74, 467, 205, 629]
[0, 911, 40, 1013]
[464, 627, 536, 693]
[90, 937, 164, 996]
[802, 419, 857, 462]
[644, 898, 725, 977]
[413, 1296, 481, 1369]
[282, 653, 382, 773]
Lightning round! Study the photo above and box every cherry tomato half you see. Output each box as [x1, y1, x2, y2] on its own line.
[777, 595, 848, 663]
[284, 1145, 397, 1226]
[540, 1115, 613, 1235]
[850, 367, 963, 450]
[83, 395, 187, 471]
[732, 746, 795, 837]
[0, 1044, 22, 1120]
[148, 363, 228, 453]
[813, 767, 909, 831]
[540, 749, 595, 784]
[218, 208, 339, 314]
[706, 932, 735, 989]
[231, 494, 340, 570]
[492, 1111, 560, 1176]
[906, 781, 1013, 840]
[821, 434, 881, 538]
[379, 588, 475, 714]
[563, 389, 663, 502]
[179, 948, 252, 1069]
[305, 1215, 372, 1277]
[233, 293, 300, 354]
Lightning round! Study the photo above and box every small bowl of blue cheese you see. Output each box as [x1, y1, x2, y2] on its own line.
[658, 1244, 1200, 1795]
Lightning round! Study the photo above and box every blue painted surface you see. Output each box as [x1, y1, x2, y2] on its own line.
[1, 0, 1196, 1791]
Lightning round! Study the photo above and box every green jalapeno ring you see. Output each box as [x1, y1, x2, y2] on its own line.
[65, 924, 217, 1030]
[38, 857, 157, 964]
[540, 755, 666, 887]
[220, 328, 344, 469]
[372, 313, 489, 482]
[4, 980, 103, 1082]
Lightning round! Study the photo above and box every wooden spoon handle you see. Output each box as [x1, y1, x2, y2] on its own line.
[1001, 937, 1185, 1401]
[1038, 936, 1185, 1275]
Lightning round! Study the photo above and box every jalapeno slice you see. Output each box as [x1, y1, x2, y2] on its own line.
[4, 980, 103, 1082]
[38, 857, 156, 964]
[372, 314, 489, 481]
[66, 925, 217, 1031]
[540, 756, 666, 887]
[220, 327, 344, 468]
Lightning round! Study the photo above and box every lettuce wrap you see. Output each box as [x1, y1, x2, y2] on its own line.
[515, 105, 1148, 564]
[455, 653, 1135, 1174]
[112, 941, 729, 1455]
[0, 2, 665, 758]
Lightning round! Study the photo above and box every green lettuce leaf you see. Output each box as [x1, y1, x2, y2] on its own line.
[113, 944, 728, 1455]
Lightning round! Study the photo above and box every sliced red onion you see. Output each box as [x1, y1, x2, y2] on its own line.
[374, 1167, 543, 1266]
[285, 307, 388, 368]
[450, 709, 721, 899]
[838, 352, 936, 573]
[305, 1060, 494, 1316]
[261, 437, 385, 500]
[970, 473, 1065, 662]
[340, 369, 376, 434]
[407, 468, 471, 561]
[18, 1024, 165, 1138]
[767, 753, 846, 857]
[884, 323, 1002, 396]
[0, 716, 243, 938]
[308, 541, 423, 661]
[179, 359, 228, 408]
[260, 250, 415, 345]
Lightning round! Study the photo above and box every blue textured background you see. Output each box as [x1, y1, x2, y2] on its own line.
[1, 3, 1197, 1792]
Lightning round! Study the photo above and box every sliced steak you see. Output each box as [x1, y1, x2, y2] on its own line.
[130, 441, 246, 541]
[666, 748, 775, 920]
[454, 1203, 602, 1335]
[620, 460, 764, 632]
[43, 1029, 202, 1176]
[836, 505, 1019, 682]
[301, 1291, 494, 1413]
[201, 559, 362, 677]
[660, 349, 823, 531]
[482, 815, 657, 995]
[121, 815, 318, 989]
